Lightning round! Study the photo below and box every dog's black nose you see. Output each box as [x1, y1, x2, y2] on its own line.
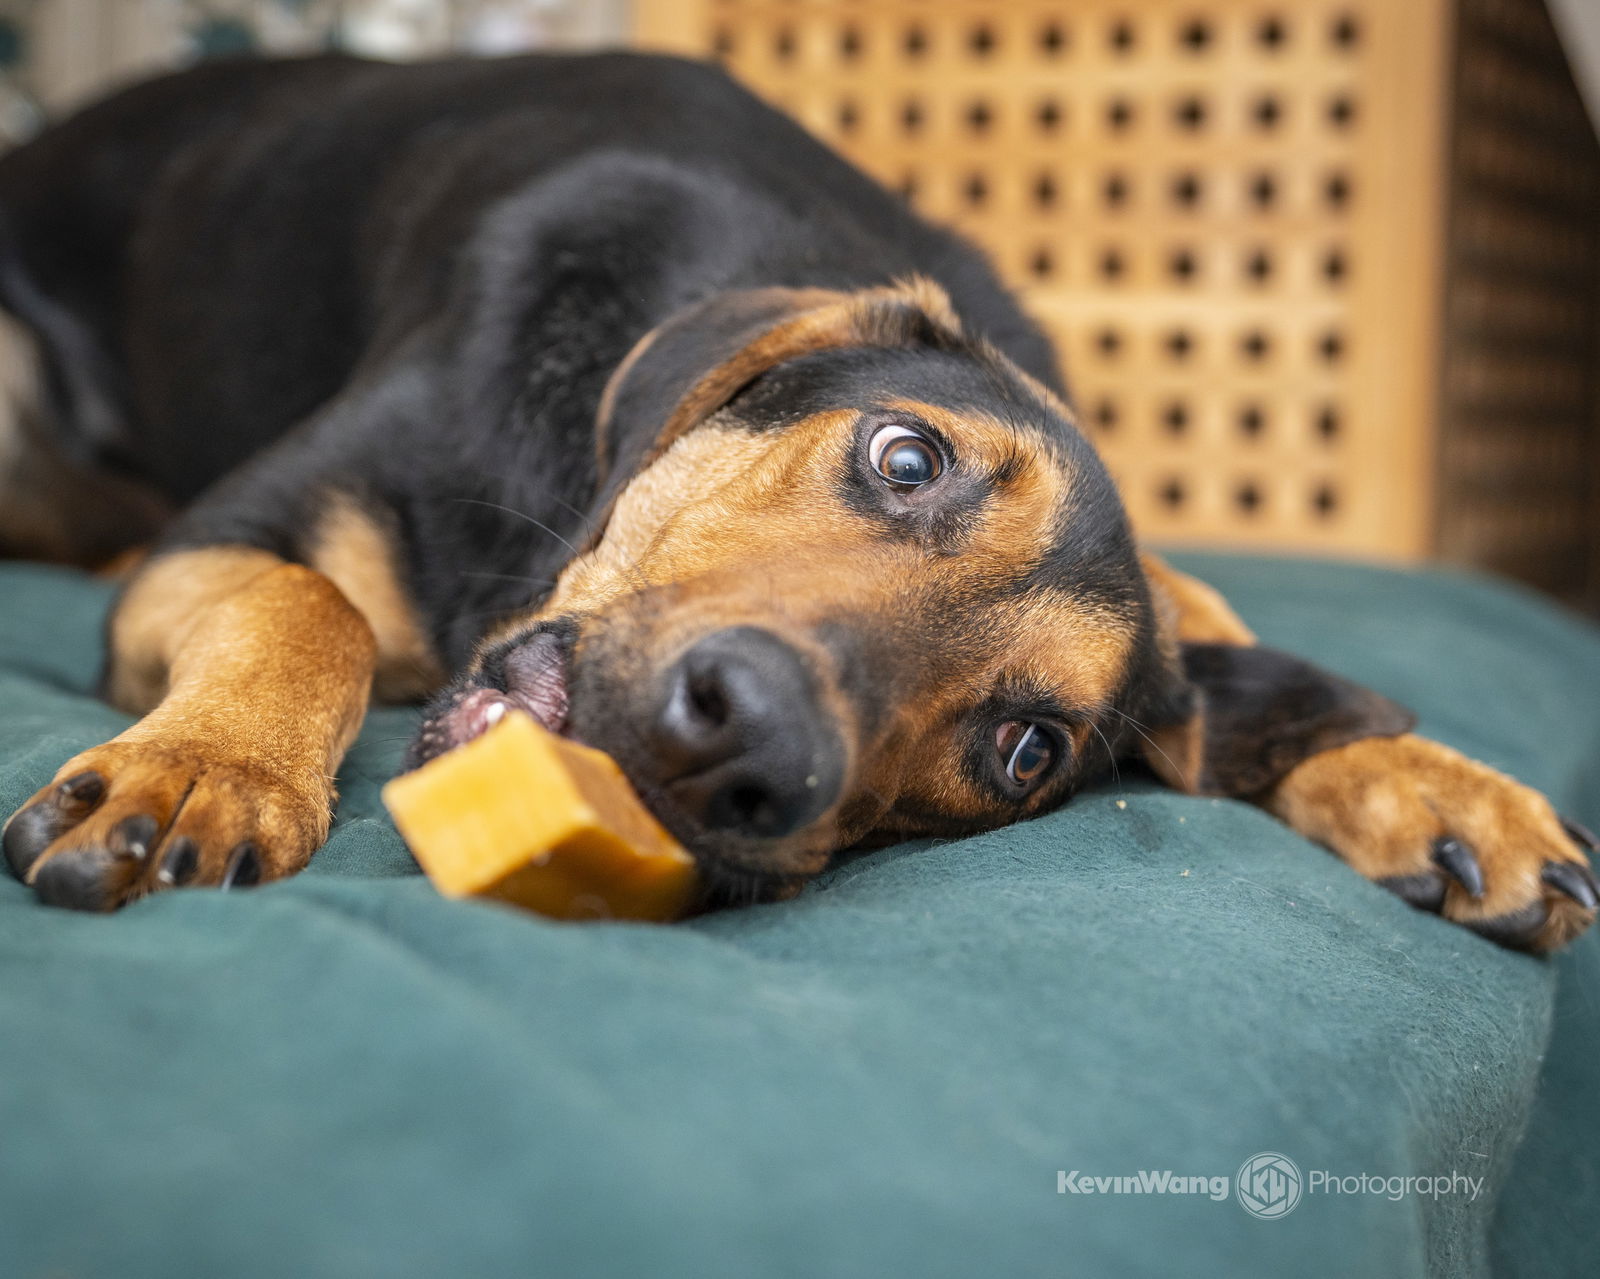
[652, 627, 843, 839]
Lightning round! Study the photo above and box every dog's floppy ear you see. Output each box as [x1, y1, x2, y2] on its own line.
[594, 277, 964, 498]
[1136, 558, 1415, 798]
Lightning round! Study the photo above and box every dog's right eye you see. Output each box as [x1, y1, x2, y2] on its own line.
[868, 425, 943, 488]
[997, 720, 1054, 789]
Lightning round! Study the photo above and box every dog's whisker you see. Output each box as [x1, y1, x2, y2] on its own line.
[451, 496, 582, 558]
[1104, 706, 1185, 786]
[1088, 719, 1121, 788]
[457, 570, 556, 588]
[544, 493, 598, 535]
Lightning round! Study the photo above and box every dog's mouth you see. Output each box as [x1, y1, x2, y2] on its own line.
[401, 619, 838, 908]
[404, 624, 573, 770]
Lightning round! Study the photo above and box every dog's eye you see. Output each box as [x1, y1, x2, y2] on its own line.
[997, 721, 1054, 787]
[869, 425, 942, 487]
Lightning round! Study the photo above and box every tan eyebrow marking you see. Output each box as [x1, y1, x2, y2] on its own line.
[879, 399, 1077, 586]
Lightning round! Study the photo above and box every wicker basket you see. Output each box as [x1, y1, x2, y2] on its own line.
[635, 0, 1600, 606]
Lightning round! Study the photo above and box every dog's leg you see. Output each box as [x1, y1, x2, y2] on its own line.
[2, 548, 376, 908]
[1142, 554, 1598, 952]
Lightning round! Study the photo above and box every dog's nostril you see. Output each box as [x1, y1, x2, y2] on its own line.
[687, 669, 730, 728]
[714, 784, 780, 836]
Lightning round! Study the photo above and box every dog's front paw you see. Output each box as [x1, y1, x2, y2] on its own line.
[3, 736, 332, 911]
[1265, 733, 1598, 952]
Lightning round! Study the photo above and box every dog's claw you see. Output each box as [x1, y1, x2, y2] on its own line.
[58, 771, 106, 809]
[1541, 861, 1600, 911]
[111, 814, 158, 862]
[157, 837, 198, 887]
[222, 842, 261, 889]
[1378, 837, 1485, 914]
[1458, 865, 1597, 951]
[1560, 817, 1599, 853]
[1431, 837, 1485, 899]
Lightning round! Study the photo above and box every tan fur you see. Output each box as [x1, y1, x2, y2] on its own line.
[1267, 735, 1594, 951]
[19, 557, 378, 901]
[1141, 553, 1257, 646]
[107, 547, 286, 713]
[1004, 596, 1135, 716]
[836, 586, 1139, 846]
[311, 494, 446, 702]
[539, 422, 783, 621]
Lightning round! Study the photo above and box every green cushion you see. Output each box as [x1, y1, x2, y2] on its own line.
[1, 554, 1597, 1278]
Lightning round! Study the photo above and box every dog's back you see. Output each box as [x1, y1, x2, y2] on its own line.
[0, 53, 1058, 523]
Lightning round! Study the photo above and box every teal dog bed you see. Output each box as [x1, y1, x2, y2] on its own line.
[2, 554, 1597, 1278]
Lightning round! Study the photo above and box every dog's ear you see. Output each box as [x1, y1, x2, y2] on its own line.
[1135, 559, 1415, 797]
[1142, 644, 1417, 797]
[594, 277, 964, 496]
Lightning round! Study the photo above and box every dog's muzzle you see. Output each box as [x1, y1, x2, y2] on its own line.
[405, 622, 845, 856]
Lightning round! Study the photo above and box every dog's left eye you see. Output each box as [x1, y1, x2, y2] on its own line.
[997, 721, 1054, 787]
[869, 424, 942, 487]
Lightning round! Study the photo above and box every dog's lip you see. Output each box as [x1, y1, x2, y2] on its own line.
[414, 628, 572, 764]
[491, 626, 571, 736]
[687, 849, 812, 908]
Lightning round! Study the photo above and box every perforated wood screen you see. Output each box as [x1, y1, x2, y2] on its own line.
[635, 0, 1600, 587]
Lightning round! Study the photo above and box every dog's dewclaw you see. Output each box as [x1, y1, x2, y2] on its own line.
[383, 712, 697, 922]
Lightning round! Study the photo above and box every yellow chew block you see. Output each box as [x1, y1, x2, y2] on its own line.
[382, 711, 697, 922]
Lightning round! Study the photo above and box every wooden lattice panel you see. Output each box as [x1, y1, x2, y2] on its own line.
[636, 0, 1454, 558]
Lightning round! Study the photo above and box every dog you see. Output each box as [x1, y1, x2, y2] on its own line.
[0, 53, 1594, 948]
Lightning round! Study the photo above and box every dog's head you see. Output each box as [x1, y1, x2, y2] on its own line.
[408, 279, 1395, 905]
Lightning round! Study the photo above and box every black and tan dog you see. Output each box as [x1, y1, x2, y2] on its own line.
[0, 54, 1594, 947]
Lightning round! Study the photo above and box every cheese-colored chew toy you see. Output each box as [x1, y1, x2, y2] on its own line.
[383, 711, 697, 922]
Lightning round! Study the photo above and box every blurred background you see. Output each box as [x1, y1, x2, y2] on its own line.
[0, 0, 1595, 611]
